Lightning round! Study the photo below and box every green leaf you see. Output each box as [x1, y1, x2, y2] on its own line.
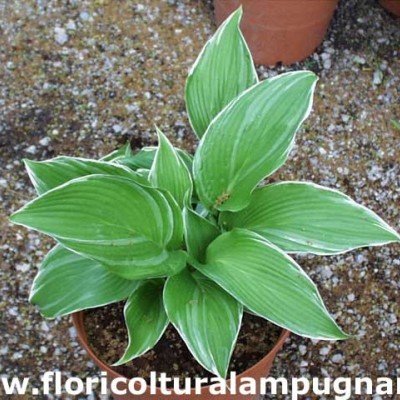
[30, 245, 139, 318]
[195, 229, 348, 340]
[185, 7, 258, 138]
[10, 175, 186, 280]
[164, 268, 242, 377]
[114, 280, 168, 365]
[24, 156, 148, 195]
[159, 190, 186, 250]
[220, 182, 400, 254]
[183, 208, 219, 263]
[101, 142, 133, 162]
[193, 71, 318, 212]
[107, 146, 193, 173]
[149, 128, 193, 208]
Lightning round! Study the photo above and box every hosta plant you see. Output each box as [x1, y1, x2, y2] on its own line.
[11, 9, 399, 378]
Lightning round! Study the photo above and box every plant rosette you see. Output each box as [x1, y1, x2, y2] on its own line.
[10, 7, 400, 399]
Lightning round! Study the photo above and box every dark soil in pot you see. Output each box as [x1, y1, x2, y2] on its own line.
[84, 302, 282, 386]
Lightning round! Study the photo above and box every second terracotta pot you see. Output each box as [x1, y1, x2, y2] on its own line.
[380, 0, 400, 16]
[72, 312, 290, 399]
[214, 0, 339, 65]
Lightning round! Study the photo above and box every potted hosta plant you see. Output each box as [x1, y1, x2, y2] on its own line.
[11, 8, 399, 399]
[214, 1, 339, 65]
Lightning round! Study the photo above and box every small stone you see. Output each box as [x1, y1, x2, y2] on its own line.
[66, 20, 77, 30]
[341, 114, 350, 123]
[323, 58, 332, 69]
[54, 27, 69, 45]
[320, 52, 330, 61]
[112, 124, 122, 134]
[0, 178, 7, 188]
[9, 307, 18, 316]
[319, 347, 330, 356]
[80, 11, 90, 21]
[69, 327, 77, 339]
[300, 361, 308, 367]
[299, 345, 307, 356]
[347, 293, 356, 302]
[373, 69, 383, 85]
[332, 353, 344, 363]
[16, 263, 29, 272]
[41, 321, 50, 332]
[356, 254, 367, 263]
[39, 137, 51, 146]
[320, 266, 333, 279]
[353, 55, 366, 65]
[25, 145, 37, 154]
[388, 314, 397, 324]
[318, 147, 327, 155]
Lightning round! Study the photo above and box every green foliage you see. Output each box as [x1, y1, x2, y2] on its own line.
[10, 8, 399, 378]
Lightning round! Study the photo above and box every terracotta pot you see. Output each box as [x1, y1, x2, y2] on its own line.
[72, 312, 290, 399]
[379, 0, 400, 16]
[214, 0, 339, 65]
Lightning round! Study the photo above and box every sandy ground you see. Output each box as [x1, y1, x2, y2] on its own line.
[0, 0, 399, 399]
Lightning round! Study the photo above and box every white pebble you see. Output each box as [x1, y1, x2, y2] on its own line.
[41, 321, 50, 332]
[16, 263, 30, 272]
[332, 353, 344, 363]
[39, 137, 51, 146]
[389, 314, 397, 324]
[353, 55, 366, 65]
[80, 11, 90, 21]
[54, 27, 69, 45]
[347, 293, 355, 302]
[66, 20, 77, 31]
[25, 145, 37, 154]
[299, 345, 307, 356]
[320, 266, 333, 279]
[9, 307, 19, 316]
[323, 58, 332, 69]
[341, 114, 350, 123]
[112, 124, 122, 134]
[69, 327, 77, 339]
[319, 346, 330, 356]
[373, 69, 383, 86]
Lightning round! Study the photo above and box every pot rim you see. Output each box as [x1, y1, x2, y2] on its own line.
[71, 311, 290, 391]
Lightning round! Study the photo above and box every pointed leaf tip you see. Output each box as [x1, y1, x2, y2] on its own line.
[114, 280, 168, 365]
[164, 269, 242, 377]
[10, 175, 185, 280]
[194, 71, 318, 212]
[149, 128, 193, 208]
[196, 229, 347, 340]
[185, 6, 257, 138]
[221, 182, 400, 254]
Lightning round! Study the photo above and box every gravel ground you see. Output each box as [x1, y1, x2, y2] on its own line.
[0, 0, 399, 399]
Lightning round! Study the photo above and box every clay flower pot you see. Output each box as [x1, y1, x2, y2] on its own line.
[72, 312, 290, 399]
[214, 0, 339, 65]
[379, 0, 400, 16]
